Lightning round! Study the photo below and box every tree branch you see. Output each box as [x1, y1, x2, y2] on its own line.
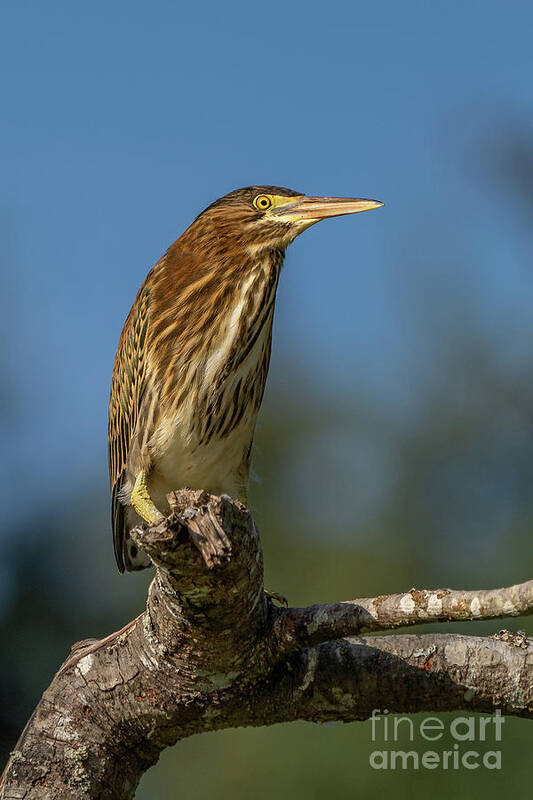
[270, 579, 533, 655]
[1, 491, 531, 799]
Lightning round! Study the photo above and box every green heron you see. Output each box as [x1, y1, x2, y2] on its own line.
[109, 186, 383, 571]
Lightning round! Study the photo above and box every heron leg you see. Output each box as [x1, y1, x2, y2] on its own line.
[131, 470, 164, 525]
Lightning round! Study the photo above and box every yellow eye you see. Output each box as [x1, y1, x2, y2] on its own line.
[253, 194, 272, 211]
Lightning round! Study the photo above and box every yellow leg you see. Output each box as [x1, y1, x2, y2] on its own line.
[131, 470, 164, 524]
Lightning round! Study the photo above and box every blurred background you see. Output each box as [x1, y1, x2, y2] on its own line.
[1, 0, 532, 796]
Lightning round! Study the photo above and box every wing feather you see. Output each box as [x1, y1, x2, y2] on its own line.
[108, 285, 151, 571]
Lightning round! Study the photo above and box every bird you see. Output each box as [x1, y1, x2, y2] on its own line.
[109, 186, 383, 572]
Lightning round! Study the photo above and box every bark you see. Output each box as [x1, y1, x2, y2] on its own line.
[1, 489, 531, 799]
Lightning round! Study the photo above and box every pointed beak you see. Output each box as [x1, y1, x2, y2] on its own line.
[277, 195, 384, 222]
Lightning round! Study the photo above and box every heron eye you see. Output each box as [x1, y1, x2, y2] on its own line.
[253, 194, 272, 211]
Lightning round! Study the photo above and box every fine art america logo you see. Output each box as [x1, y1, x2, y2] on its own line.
[369, 709, 504, 770]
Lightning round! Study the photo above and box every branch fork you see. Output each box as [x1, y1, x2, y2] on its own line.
[1, 491, 531, 799]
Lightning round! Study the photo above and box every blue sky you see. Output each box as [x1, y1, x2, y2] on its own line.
[2, 0, 533, 527]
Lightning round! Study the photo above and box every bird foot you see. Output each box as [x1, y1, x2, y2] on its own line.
[131, 470, 165, 525]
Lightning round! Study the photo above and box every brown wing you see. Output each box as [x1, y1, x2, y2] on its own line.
[108, 285, 151, 571]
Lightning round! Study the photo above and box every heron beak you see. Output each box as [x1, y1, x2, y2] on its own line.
[277, 195, 384, 222]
